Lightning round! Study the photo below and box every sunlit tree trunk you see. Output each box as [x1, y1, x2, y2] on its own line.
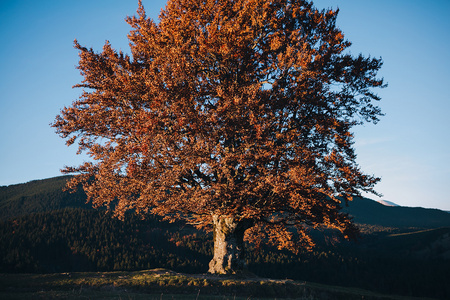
[208, 215, 253, 274]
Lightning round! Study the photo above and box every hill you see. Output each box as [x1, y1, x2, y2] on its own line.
[0, 176, 89, 221]
[343, 196, 450, 229]
[1, 176, 450, 298]
[2, 207, 449, 298]
[2, 176, 450, 229]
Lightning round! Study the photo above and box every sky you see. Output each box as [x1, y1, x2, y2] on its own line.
[1, 0, 449, 211]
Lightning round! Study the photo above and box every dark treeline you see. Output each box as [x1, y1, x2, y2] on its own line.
[1, 208, 449, 299]
[0, 208, 208, 274]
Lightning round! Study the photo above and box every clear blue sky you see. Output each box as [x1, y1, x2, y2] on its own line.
[1, 0, 449, 211]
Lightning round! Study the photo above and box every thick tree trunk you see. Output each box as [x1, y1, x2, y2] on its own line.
[208, 215, 253, 274]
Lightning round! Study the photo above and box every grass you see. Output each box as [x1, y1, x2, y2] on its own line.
[0, 269, 437, 300]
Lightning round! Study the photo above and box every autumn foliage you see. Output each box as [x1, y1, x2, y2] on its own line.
[53, 0, 384, 273]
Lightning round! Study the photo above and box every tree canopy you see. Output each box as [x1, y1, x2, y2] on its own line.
[53, 0, 385, 273]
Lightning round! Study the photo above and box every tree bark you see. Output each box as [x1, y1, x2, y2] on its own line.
[208, 215, 253, 274]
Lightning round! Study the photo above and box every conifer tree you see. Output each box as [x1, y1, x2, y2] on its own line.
[53, 0, 385, 274]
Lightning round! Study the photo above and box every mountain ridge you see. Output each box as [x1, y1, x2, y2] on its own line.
[376, 199, 399, 207]
[2, 175, 450, 229]
[343, 196, 450, 229]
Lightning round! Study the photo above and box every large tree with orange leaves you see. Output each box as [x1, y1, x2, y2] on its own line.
[53, 0, 385, 274]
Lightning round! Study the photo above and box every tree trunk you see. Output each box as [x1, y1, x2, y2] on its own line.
[208, 215, 253, 274]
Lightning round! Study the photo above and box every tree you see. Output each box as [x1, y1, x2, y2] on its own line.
[53, 0, 385, 274]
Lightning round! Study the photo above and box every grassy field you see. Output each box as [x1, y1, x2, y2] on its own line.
[0, 269, 437, 300]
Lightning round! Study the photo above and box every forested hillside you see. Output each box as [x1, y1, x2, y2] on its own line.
[343, 196, 450, 228]
[3, 176, 450, 228]
[1, 207, 449, 298]
[0, 176, 88, 221]
[0, 208, 208, 274]
[1, 176, 450, 299]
